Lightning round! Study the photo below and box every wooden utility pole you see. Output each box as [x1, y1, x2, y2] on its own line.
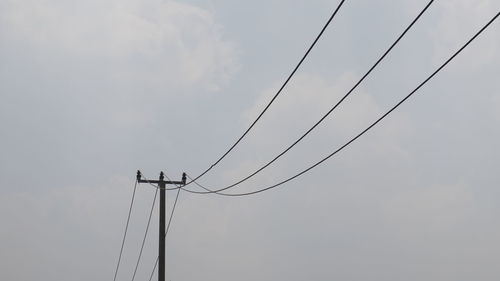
[137, 171, 186, 281]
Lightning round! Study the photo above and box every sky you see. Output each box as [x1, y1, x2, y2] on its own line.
[0, 0, 499, 280]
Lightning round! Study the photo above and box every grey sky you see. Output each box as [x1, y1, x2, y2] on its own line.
[1, 0, 499, 280]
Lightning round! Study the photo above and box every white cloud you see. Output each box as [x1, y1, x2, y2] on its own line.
[431, 0, 500, 69]
[1, 1, 499, 280]
[0, 0, 239, 91]
[213, 71, 413, 189]
[243, 72, 380, 147]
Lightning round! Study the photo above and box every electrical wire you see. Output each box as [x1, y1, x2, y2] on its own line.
[184, 0, 347, 186]
[181, 0, 435, 195]
[147, 174, 183, 281]
[113, 179, 138, 281]
[129, 186, 158, 281]
[185, 11, 500, 197]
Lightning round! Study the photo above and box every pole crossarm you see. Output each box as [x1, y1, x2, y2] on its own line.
[137, 170, 186, 186]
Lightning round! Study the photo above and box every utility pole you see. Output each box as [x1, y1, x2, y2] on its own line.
[137, 170, 186, 281]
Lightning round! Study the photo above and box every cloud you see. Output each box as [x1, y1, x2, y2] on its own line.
[0, 0, 240, 190]
[0, 0, 239, 91]
[431, 0, 500, 69]
[206, 71, 414, 194]
[243, 72, 380, 150]
[1, 1, 499, 281]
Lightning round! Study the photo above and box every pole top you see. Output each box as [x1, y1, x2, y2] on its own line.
[136, 170, 142, 181]
[159, 171, 164, 181]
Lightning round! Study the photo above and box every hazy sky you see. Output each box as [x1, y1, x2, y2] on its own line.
[1, 0, 499, 280]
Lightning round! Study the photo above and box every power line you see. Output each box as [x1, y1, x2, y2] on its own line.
[113, 179, 138, 281]
[186, 11, 500, 197]
[130, 186, 158, 281]
[181, 0, 435, 195]
[147, 175, 183, 281]
[185, 0, 347, 186]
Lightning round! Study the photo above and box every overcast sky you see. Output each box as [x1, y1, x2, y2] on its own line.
[1, 0, 500, 280]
